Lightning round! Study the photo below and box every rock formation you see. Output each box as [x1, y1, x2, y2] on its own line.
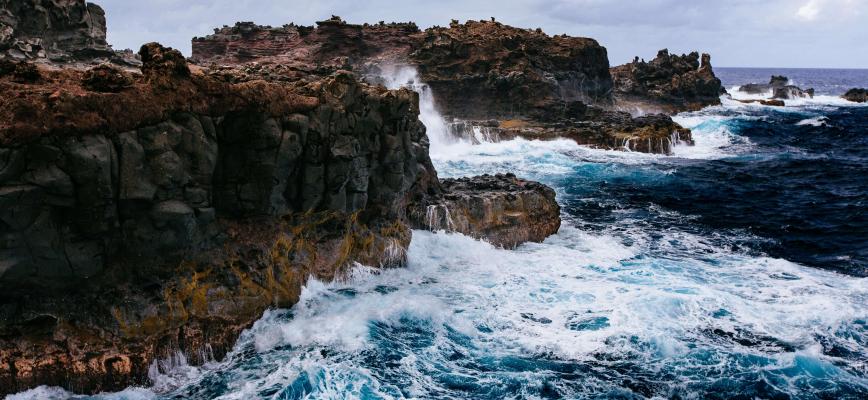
[0, 0, 112, 61]
[410, 173, 560, 248]
[737, 75, 814, 99]
[0, 5, 565, 395]
[193, 18, 696, 155]
[610, 49, 725, 113]
[843, 88, 867, 103]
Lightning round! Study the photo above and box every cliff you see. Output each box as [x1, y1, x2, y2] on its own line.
[0, 5, 562, 394]
[0, 0, 113, 61]
[611, 49, 725, 113]
[192, 18, 695, 154]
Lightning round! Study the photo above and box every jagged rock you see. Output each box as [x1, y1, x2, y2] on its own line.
[0, 0, 112, 61]
[611, 49, 725, 112]
[843, 88, 868, 103]
[81, 63, 134, 92]
[410, 173, 560, 248]
[737, 76, 814, 99]
[411, 20, 614, 120]
[139, 42, 190, 83]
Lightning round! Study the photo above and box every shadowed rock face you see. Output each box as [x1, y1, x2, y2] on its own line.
[611, 49, 725, 113]
[0, 41, 451, 394]
[843, 88, 867, 103]
[0, 0, 112, 61]
[410, 173, 561, 248]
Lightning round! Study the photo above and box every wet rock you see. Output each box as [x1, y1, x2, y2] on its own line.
[737, 75, 814, 99]
[843, 88, 868, 103]
[410, 173, 560, 248]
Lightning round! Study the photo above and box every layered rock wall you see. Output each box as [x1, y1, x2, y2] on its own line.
[0, 43, 445, 393]
[0, 0, 112, 61]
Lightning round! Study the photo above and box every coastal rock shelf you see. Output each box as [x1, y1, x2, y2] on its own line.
[411, 173, 561, 248]
[193, 17, 712, 155]
[0, 6, 564, 394]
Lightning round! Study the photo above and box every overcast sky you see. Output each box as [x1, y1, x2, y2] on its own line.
[99, 0, 867, 68]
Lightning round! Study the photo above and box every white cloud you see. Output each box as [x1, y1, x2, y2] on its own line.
[797, 0, 821, 21]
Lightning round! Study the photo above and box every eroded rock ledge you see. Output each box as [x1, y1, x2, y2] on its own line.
[410, 174, 560, 248]
[192, 17, 702, 154]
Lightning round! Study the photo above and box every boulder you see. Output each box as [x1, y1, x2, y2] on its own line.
[410, 173, 560, 248]
[843, 88, 868, 103]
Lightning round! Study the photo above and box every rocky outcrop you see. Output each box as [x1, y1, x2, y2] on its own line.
[611, 49, 725, 113]
[193, 18, 696, 155]
[0, 41, 451, 394]
[738, 75, 814, 99]
[735, 99, 785, 107]
[410, 19, 613, 120]
[192, 17, 420, 68]
[444, 109, 692, 154]
[410, 173, 560, 248]
[0, 0, 112, 61]
[843, 88, 867, 103]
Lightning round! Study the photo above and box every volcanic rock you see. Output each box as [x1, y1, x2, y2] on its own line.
[843, 88, 868, 103]
[410, 173, 560, 248]
[737, 75, 814, 99]
[0, 0, 112, 61]
[610, 49, 725, 112]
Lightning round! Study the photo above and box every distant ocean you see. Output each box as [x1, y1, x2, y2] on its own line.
[717, 67, 868, 95]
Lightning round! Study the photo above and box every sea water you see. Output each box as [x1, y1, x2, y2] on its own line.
[11, 69, 868, 399]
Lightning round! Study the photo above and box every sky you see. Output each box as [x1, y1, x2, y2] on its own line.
[99, 0, 867, 68]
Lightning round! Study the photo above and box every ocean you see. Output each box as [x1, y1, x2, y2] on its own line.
[11, 69, 868, 399]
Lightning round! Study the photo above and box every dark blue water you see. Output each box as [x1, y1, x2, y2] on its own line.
[716, 67, 868, 96]
[569, 104, 868, 277]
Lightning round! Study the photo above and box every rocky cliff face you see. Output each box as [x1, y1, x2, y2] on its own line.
[0, 0, 113, 61]
[411, 19, 614, 120]
[193, 18, 697, 155]
[611, 49, 725, 113]
[0, 41, 450, 393]
[0, 8, 566, 393]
